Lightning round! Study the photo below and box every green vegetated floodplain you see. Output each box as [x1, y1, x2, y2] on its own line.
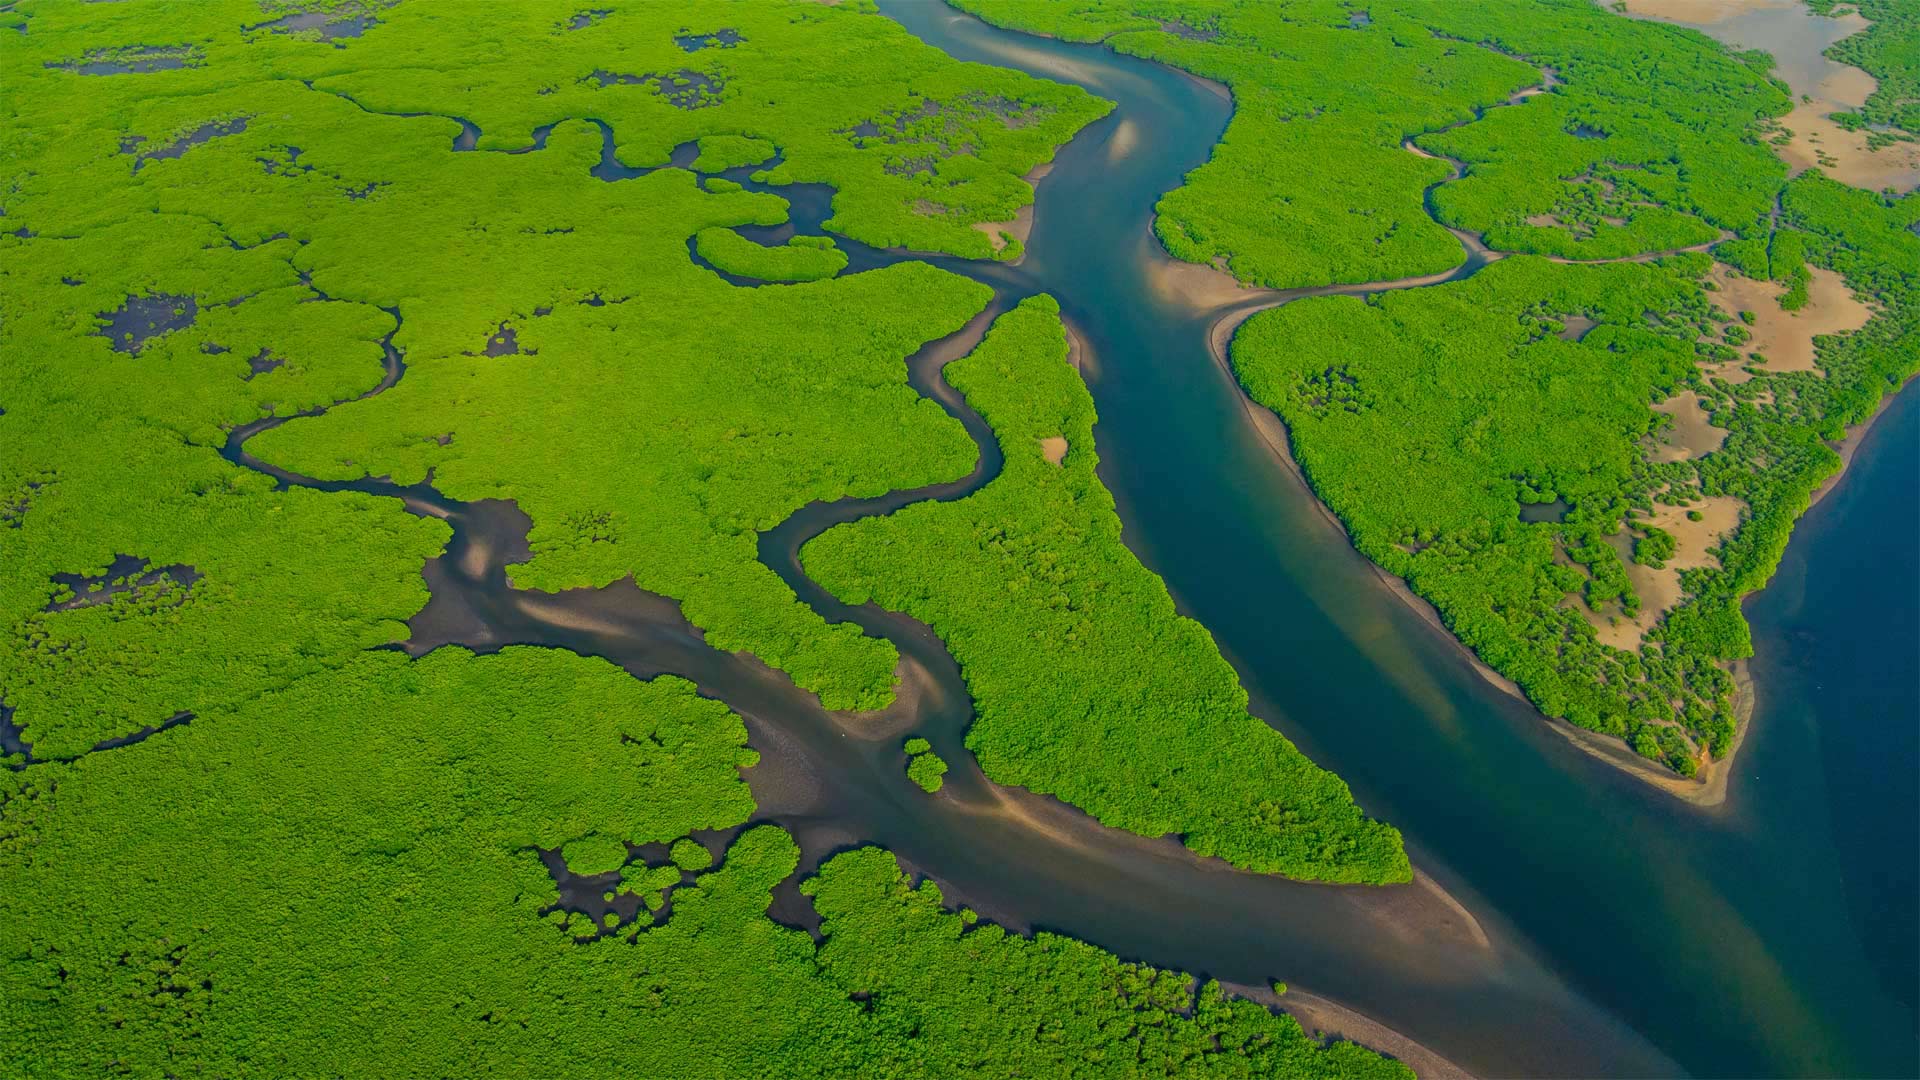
[961, 0, 1920, 782]
[808, 297, 1407, 881]
[0, 0, 1423, 1075]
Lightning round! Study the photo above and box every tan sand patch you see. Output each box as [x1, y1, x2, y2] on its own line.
[1140, 224, 1265, 310]
[1773, 94, 1920, 192]
[1039, 435, 1068, 465]
[1706, 264, 1872, 375]
[1514, 67, 1560, 100]
[1588, 495, 1745, 650]
[971, 210, 1030, 253]
[967, 161, 1052, 256]
[1611, 0, 1918, 192]
[1614, 0, 1801, 24]
[1648, 390, 1727, 462]
[1559, 314, 1597, 341]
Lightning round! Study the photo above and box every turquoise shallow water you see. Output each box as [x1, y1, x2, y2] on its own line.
[875, 4, 1919, 1075]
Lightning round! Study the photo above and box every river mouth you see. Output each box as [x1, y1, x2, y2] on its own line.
[214, 2, 1918, 1076]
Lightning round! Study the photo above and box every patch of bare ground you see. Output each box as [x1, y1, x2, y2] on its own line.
[1774, 68, 1920, 192]
[1142, 223, 1267, 310]
[1585, 494, 1746, 651]
[1705, 264, 1873, 380]
[966, 161, 1053, 257]
[1647, 389, 1726, 462]
[1613, 0, 1919, 192]
[1039, 435, 1068, 465]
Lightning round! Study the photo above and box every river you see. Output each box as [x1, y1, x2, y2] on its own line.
[871, 5, 1918, 1076]
[228, 2, 1919, 1075]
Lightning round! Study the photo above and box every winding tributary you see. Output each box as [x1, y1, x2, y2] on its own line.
[225, 4, 1918, 1077]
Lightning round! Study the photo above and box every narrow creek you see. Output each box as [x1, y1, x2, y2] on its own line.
[222, 4, 1918, 1077]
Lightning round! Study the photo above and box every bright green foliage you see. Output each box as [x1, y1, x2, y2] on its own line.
[0, 645, 1401, 1077]
[7, 0, 1105, 257]
[806, 297, 1407, 882]
[1234, 181, 1919, 770]
[0, 3, 1420, 1074]
[254, 261, 986, 711]
[1236, 257, 1736, 765]
[695, 226, 850, 281]
[803, 849, 1414, 1079]
[0, 222, 448, 758]
[670, 837, 716, 871]
[906, 747, 949, 793]
[1810, 0, 1920, 138]
[902, 735, 932, 755]
[956, 0, 1788, 287]
[694, 133, 778, 173]
[1, 0, 1106, 714]
[1415, 4, 1788, 260]
[565, 832, 634, 875]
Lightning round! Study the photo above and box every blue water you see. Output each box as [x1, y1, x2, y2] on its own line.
[880, 4, 1920, 1075]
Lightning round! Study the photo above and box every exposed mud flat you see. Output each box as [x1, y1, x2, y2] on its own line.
[1614, 0, 1920, 192]
[1705, 264, 1874, 377]
[1648, 389, 1727, 462]
[1589, 494, 1747, 651]
[1224, 983, 1476, 1080]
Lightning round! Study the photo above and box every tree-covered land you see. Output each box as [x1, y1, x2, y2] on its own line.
[1, 1, 1417, 1073]
[958, 0, 1918, 777]
[903, 735, 950, 793]
[0, 646, 1408, 1078]
[1231, 178, 1917, 775]
[2, 0, 1107, 724]
[695, 227, 849, 282]
[956, 0, 1789, 284]
[806, 297, 1407, 882]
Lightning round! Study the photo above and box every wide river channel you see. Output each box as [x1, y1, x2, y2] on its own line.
[235, 3, 1920, 1076]
[869, 6, 1919, 1077]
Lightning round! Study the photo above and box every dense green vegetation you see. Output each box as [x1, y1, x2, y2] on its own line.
[1, 0, 1110, 717]
[1810, 0, 1920, 140]
[958, 0, 1917, 777]
[0, 646, 1407, 1077]
[956, 0, 1789, 286]
[1237, 257, 1734, 770]
[807, 297, 1407, 882]
[902, 736, 950, 793]
[695, 226, 849, 282]
[1232, 187, 1918, 772]
[1, 1, 1422, 1073]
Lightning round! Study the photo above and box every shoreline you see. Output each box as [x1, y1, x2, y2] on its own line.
[1807, 374, 1916, 512]
[1224, 982, 1477, 1080]
[1204, 300, 1772, 808]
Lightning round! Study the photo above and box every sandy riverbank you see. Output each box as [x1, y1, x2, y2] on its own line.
[1203, 300, 1762, 807]
[1221, 982, 1476, 1080]
[967, 160, 1054, 259]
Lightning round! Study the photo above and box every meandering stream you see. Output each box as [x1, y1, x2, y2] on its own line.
[223, 4, 1918, 1076]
